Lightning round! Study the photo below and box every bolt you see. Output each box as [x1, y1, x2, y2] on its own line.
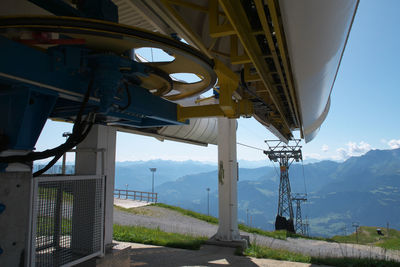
[0, 204, 5, 214]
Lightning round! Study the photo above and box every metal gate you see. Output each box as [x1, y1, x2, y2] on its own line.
[30, 175, 104, 267]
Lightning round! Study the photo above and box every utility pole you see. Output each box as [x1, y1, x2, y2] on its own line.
[247, 208, 249, 225]
[206, 188, 210, 216]
[292, 193, 307, 235]
[352, 222, 359, 243]
[387, 222, 390, 238]
[303, 217, 310, 237]
[61, 132, 71, 174]
[264, 140, 302, 233]
[149, 168, 157, 194]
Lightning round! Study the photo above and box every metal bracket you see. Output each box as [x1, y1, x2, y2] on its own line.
[177, 59, 254, 121]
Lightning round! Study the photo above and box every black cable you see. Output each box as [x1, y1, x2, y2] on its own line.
[0, 78, 95, 165]
[33, 112, 95, 177]
[240, 69, 271, 111]
[118, 81, 131, 111]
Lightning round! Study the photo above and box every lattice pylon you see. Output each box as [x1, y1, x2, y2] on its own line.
[278, 159, 294, 220]
[264, 140, 302, 233]
[292, 194, 307, 235]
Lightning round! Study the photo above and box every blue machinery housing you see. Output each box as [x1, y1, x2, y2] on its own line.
[0, 0, 186, 161]
[0, 35, 182, 150]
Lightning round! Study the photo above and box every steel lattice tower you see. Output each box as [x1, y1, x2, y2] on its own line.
[292, 193, 307, 235]
[278, 157, 294, 221]
[264, 140, 302, 233]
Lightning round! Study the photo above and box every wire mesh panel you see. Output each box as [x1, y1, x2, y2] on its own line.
[31, 175, 104, 267]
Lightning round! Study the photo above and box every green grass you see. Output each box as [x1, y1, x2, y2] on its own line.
[237, 224, 287, 240]
[153, 203, 219, 224]
[113, 224, 207, 250]
[311, 257, 400, 267]
[243, 243, 400, 267]
[119, 203, 399, 251]
[114, 205, 157, 216]
[243, 243, 311, 263]
[39, 187, 73, 203]
[153, 203, 290, 240]
[37, 216, 72, 235]
[332, 226, 400, 250]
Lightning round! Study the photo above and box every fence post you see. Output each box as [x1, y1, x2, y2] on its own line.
[126, 190, 128, 199]
[134, 191, 136, 200]
[118, 190, 120, 199]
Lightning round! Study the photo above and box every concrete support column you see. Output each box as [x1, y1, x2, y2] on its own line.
[75, 125, 116, 249]
[215, 118, 240, 241]
[0, 171, 33, 266]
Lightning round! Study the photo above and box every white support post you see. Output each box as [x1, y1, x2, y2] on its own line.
[75, 125, 116, 250]
[215, 118, 241, 241]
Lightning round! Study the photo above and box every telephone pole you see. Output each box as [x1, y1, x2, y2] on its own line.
[352, 222, 359, 243]
[264, 140, 302, 233]
[149, 168, 157, 194]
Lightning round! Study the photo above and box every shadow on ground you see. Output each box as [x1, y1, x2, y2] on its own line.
[128, 243, 325, 267]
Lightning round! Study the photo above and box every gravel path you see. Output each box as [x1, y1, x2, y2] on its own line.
[114, 205, 400, 262]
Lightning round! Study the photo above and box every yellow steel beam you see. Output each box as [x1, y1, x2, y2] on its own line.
[161, 0, 213, 58]
[230, 35, 251, 64]
[254, 0, 296, 126]
[219, 0, 291, 134]
[177, 100, 253, 121]
[244, 63, 261, 82]
[209, 0, 235, 37]
[164, 0, 210, 13]
[266, 0, 303, 131]
[177, 58, 253, 121]
[214, 58, 237, 116]
[165, 0, 226, 16]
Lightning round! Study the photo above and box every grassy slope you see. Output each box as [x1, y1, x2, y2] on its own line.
[113, 204, 400, 266]
[243, 244, 400, 267]
[332, 226, 400, 250]
[113, 224, 207, 250]
[154, 203, 288, 240]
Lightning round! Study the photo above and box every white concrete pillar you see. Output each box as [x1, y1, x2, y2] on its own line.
[75, 125, 116, 248]
[215, 118, 241, 241]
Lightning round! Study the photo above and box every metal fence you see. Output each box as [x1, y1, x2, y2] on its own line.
[30, 175, 104, 267]
[114, 189, 158, 203]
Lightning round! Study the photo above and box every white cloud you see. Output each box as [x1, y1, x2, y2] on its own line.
[321, 144, 329, 152]
[335, 141, 372, 161]
[388, 139, 400, 149]
[347, 141, 371, 154]
[336, 147, 348, 160]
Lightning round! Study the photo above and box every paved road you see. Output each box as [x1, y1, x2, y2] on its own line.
[113, 205, 400, 262]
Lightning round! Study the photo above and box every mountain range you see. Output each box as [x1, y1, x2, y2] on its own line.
[38, 148, 400, 237]
[114, 148, 400, 237]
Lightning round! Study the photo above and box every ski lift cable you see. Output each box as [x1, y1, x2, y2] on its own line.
[237, 142, 264, 151]
[301, 159, 308, 196]
[236, 141, 280, 179]
[301, 158, 310, 224]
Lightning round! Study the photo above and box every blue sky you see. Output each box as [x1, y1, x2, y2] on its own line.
[36, 0, 400, 165]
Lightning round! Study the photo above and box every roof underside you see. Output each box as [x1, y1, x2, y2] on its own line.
[114, 0, 358, 143]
